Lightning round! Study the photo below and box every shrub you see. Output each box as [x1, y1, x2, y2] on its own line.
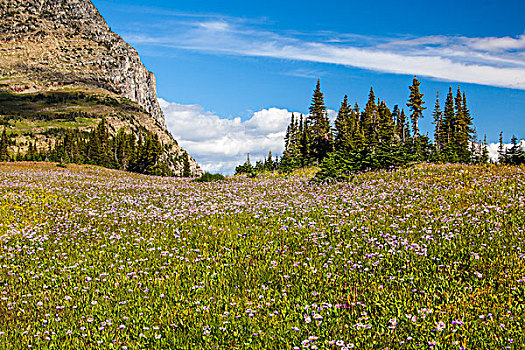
[193, 172, 225, 182]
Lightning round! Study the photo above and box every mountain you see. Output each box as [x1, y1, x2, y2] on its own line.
[0, 0, 202, 176]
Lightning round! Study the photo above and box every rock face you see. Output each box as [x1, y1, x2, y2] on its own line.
[0, 0, 203, 176]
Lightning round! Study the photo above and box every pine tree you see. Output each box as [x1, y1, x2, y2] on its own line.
[0, 129, 8, 161]
[394, 108, 409, 144]
[307, 80, 333, 163]
[481, 135, 489, 164]
[392, 105, 400, 142]
[407, 76, 426, 138]
[299, 115, 310, 166]
[457, 90, 474, 163]
[362, 86, 378, 147]
[182, 152, 191, 177]
[508, 135, 520, 165]
[432, 92, 443, 151]
[282, 114, 302, 170]
[263, 150, 274, 171]
[441, 87, 456, 161]
[351, 102, 364, 151]
[377, 100, 395, 146]
[453, 87, 465, 160]
[284, 113, 295, 152]
[86, 123, 102, 165]
[334, 95, 351, 152]
[498, 132, 505, 164]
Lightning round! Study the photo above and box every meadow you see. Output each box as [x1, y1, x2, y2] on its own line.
[0, 162, 524, 349]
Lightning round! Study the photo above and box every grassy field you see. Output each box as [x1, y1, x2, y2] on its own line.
[0, 162, 524, 349]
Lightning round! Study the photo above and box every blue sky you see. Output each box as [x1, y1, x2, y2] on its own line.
[93, 0, 525, 173]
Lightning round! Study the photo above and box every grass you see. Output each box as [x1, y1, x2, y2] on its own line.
[0, 162, 524, 349]
[4, 117, 100, 133]
[0, 89, 143, 119]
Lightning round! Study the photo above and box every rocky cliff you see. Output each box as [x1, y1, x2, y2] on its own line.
[0, 0, 203, 176]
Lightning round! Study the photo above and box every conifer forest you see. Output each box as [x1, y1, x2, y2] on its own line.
[238, 77, 524, 178]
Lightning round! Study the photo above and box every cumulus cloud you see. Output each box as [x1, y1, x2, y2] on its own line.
[125, 17, 525, 90]
[487, 140, 525, 162]
[159, 98, 303, 174]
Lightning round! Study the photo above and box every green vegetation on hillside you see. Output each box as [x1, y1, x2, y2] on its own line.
[193, 172, 226, 182]
[0, 86, 196, 177]
[0, 90, 144, 119]
[2, 119, 179, 176]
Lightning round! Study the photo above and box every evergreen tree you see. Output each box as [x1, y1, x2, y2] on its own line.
[349, 102, 364, 151]
[0, 129, 8, 161]
[235, 153, 254, 175]
[455, 89, 474, 163]
[284, 113, 295, 152]
[506, 135, 525, 165]
[362, 86, 378, 147]
[307, 80, 333, 163]
[394, 107, 409, 144]
[182, 152, 191, 177]
[264, 150, 274, 171]
[281, 114, 302, 170]
[299, 115, 311, 166]
[498, 132, 505, 163]
[442, 87, 456, 161]
[334, 95, 351, 152]
[407, 76, 426, 138]
[377, 100, 395, 146]
[481, 135, 489, 164]
[432, 92, 443, 152]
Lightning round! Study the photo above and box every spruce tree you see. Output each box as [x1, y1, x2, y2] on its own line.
[498, 132, 505, 164]
[334, 95, 351, 152]
[481, 135, 489, 164]
[182, 152, 191, 177]
[284, 113, 295, 152]
[432, 92, 443, 152]
[458, 90, 474, 162]
[282, 114, 302, 170]
[264, 150, 274, 171]
[407, 76, 426, 138]
[299, 115, 310, 166]
[351, 102, 364, 151]
[394, 108, 409, 144]
[307, 80, 333, 163]
[508, 135, 521, 165]
[0, 129, 8, 161]
[377, 100, 395, 146]
[442, 87, 456, 161]
[362, 86, 378, 147]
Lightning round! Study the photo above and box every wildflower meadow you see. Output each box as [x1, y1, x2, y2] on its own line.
[0, 162, 524, 349]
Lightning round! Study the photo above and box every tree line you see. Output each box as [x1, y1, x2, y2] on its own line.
[0, 120, 193, 177]
[498, 133, 525, 165]
[236, 77, 523, 178]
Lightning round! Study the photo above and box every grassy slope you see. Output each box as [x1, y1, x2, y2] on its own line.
[0, 162, 524, 349]
[0, 86, 164, 153]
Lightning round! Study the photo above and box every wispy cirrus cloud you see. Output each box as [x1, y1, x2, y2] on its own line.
[124, 16, 525, 90]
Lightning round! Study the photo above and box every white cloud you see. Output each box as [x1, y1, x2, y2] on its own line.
[487, 140, 525, 162]
[468, 35, 525, 52]
[126, 20, 525, 90]
[159, 98, 302, 174]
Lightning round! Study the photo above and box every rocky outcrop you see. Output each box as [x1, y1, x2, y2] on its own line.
[0, 0, 165, 126]
[0, 0, 203, 175]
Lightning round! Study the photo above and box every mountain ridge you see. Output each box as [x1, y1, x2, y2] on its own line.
[0, 0, 203, 176]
